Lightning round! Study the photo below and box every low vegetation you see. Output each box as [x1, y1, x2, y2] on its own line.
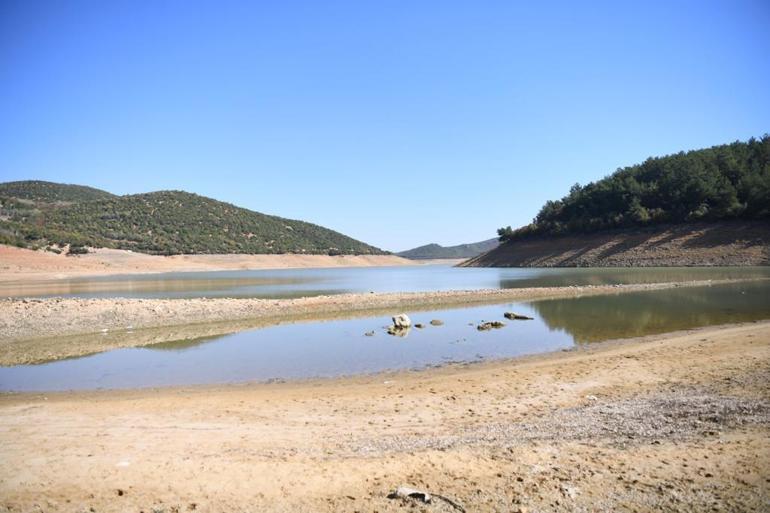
[0, 182, 385, 255]
[498, 136, 770, 242]
[0, 180, 115, 203]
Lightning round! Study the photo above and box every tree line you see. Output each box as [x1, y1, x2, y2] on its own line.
[499, 136, 770, 241]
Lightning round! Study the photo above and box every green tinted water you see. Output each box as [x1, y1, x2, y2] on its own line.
[529, 280, 770, 342]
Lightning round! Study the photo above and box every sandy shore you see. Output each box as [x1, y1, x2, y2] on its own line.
[1, 321, 768, 512]
[0, 279, 759, 365]
[0, 245, 415, 283]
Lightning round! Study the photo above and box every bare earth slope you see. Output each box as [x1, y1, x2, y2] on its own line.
[0, 245, 411, 282]
[462, 221, 770, 267]
[1, 321, 768, 512]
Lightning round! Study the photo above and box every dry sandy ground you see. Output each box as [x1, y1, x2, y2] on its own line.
[0, 279, 754, 365]
[1, 321, 768, 512]
[0, 245, 414, 283]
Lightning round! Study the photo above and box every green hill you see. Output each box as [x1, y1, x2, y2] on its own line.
[0, 184, 385, 255]
[0, 180, 115, 203]
[498, 136, 770, 242]
[397, 238, 499, 259]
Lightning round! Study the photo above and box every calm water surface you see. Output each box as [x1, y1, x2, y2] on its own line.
[3, 265, 770, 299]
[2, 281, 768, 392]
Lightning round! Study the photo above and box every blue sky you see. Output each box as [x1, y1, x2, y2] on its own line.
[1, 1, 768, 251]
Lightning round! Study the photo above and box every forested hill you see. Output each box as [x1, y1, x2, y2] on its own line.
[498, 136, 770, 242]
[397, 238, 499, 259]
[0, 180, 115, 203]
[0, 182, 386, 255]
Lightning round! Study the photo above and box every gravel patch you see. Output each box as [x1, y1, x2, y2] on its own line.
[352, 388, 770, 455]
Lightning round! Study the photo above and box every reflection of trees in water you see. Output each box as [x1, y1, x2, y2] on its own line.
[145, 335, 225, 351]
[528, 283, 770, 344]
[498, 268, 770, 291]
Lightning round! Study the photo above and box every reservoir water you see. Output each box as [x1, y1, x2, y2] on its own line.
[2, 280, 768, 392]
[2, 264, 769, 299]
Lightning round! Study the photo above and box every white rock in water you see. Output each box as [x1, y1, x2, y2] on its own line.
[392, 314, 411, 329]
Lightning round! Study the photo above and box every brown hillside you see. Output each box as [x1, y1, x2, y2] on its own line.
[461, 221, 770, 267]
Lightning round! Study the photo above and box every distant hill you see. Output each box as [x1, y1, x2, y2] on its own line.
[398, 238, 499, 260]
[0, 182, 386, 255]
[0, 180, 115, 203]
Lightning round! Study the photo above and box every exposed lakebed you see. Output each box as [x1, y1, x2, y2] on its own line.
[2, 280, 768, 392]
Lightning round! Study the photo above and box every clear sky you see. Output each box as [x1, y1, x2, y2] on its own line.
[1, 1, 768, 251]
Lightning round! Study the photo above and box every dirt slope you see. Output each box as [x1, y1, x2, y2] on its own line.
[462, 221, 770, 267]
[0, 245, 411, 282]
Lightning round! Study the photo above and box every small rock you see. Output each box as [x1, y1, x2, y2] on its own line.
[414, 323, 424, 329]
[560, 484, 578, 499]
[477, 321, 505, 331]
[430, 319, 444, 326]
[504, 312, 533, 320]
[364, 331, 375, 337]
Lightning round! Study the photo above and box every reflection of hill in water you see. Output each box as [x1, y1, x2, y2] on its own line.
[144, 335, 226, 352]
[499, 267, 770, 289]
[528, 282, 770, 344]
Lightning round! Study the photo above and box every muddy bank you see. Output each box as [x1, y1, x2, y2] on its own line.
[0, 279, 761, 365]
[0, 244, 413, 283]
[1, 321, 768, 512]
[463, 221, 770, 267]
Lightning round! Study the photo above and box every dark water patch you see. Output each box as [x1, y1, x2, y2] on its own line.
[529, 280, 770, 342]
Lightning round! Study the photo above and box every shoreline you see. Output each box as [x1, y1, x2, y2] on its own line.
[0, 245, 420, 283]
[462, 220, 770, 267]
[1, 278, 764, 365]
[1, 321, 768, 511]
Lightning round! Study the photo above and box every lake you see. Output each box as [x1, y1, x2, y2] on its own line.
[2, 280, 768, 392]
[2, 264, 770, 299]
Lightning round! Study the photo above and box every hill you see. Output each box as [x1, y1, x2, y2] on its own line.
[497, 136, 770, 243]
[462, 221, 770, 267]
[470, 136, 770, 267]
[0, 180, 115, 203]
[0, 183, 386, 255]
[397, 238, 499, 259]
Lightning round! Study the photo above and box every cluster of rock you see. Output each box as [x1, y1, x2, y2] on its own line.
[477, 312, 533, 331]
[382, 314, 446, 337]
[477, 321, 505, 331]
[376, 311, 533, 337]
